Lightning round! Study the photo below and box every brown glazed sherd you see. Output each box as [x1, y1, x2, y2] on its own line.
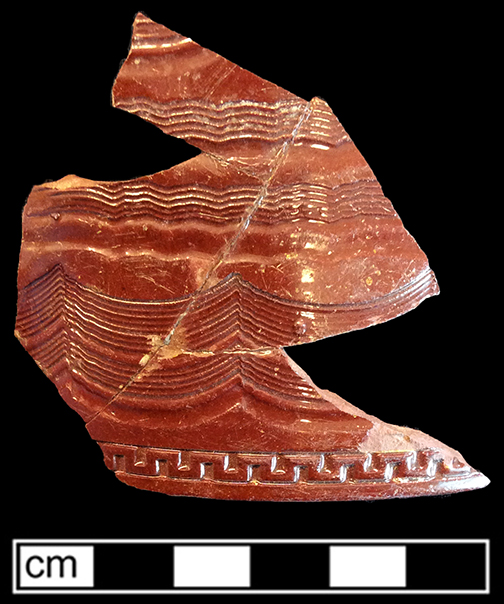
[15, 13, 489, 500]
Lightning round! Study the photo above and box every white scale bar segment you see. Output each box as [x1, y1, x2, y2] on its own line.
[174, 545, 250, 588]
[330, 546, 406, 588]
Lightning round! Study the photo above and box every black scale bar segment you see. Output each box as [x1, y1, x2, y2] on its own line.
[93, 544, 173, 590]
[406, 543, 487, 591]
[251, 544, 329, 590]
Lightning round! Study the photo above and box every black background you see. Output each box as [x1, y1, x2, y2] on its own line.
[6, 1, 497, 590]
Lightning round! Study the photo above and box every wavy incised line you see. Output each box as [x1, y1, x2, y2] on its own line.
[48, 177, 381, 202]
[32, 178, 393, 227]
[115, 97, 353, 150]
[117, 96, 304, 117]
[86, 101, 314, 419]
[30, 196, 393, 226]
[49, 182, 260, 206]
[159, 103, 314, 336]
[116, 99, 304, 125]
[116, 102, 305, 143]
[121, 115, 305, 144]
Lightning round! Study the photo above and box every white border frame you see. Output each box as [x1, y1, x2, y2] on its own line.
[12, 538, 490, 595]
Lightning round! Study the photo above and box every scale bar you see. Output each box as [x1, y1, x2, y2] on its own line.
[13, 539, 489, 594]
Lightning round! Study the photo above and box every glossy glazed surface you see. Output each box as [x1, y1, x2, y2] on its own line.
[15, 13, 488, 500]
